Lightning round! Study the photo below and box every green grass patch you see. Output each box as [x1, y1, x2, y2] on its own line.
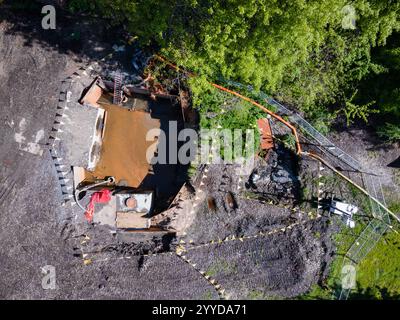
[206, 259, 237, 277]
[389, 202, 400, 214]
[247, 290, 268, 300]
[299, 219, 400, 300]
[201, 290, 215, 300]
[297, 284, 333, 300]
[354, 230, 400, 299]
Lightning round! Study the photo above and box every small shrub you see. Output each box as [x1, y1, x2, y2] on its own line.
[377, 123, 400, 142]
[341, 90, 379, 126]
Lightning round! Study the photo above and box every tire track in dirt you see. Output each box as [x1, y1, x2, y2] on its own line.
[0, 158, 27, 207]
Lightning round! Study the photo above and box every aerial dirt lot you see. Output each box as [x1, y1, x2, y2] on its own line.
[0, 7, 334, 299]
[0, 9, 213, 300]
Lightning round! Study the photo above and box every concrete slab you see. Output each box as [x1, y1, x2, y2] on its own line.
[58, 102, 103, 169]
[116, 211, 150, 229]
[93, 196, 116, 227]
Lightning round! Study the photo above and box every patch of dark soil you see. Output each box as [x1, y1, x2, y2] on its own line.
[183, 161, 300, 244]
[1, 0, 116, 63]
[186, 217, 333, 299]
[99, 233, 176, 257]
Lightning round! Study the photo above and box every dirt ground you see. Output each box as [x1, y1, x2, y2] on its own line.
[329, 129, 400, 204]
[153, 161, 334, 299]
[0, 7, 218, 300]
[0, 5, 335, 300]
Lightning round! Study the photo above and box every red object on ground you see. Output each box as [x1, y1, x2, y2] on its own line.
[84, 189, 112, 223]
[257, 118, 274, 151]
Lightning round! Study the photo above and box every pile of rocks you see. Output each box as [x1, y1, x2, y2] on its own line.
[247, 145, 300, 204]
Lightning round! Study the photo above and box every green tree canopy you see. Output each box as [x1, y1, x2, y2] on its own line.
[68, 0, 400, 125]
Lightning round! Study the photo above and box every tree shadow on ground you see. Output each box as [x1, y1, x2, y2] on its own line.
[0, 0, 120, 65]
[349, 285, 400, 300]
[302, 282, 400, 300]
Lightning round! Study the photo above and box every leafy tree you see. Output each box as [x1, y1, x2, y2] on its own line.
[377, 123, 400, 142]
[341, 90, 378, 126]
[67, 0, 400, 129]
[353, 31, 400, 140]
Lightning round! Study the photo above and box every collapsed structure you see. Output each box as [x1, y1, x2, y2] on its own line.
[61, 76, 183, 235]
[48, 58, 362, 299]
[47, 50, 394, 300]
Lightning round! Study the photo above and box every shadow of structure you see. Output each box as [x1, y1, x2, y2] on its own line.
[139, 96, 188, 213]
[388, 156, 400, 169]
[349, 284, 400, 300]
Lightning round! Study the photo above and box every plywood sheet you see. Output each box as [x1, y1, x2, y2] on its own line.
[116, 211, 150, 229]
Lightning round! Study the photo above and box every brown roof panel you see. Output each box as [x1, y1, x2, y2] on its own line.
[87, 98, 160, 188]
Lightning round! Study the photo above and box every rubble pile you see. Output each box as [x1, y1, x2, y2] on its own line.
[247, 144, 300, 205]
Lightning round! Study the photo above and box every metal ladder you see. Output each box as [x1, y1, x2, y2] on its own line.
[113, 72, 123, 105]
